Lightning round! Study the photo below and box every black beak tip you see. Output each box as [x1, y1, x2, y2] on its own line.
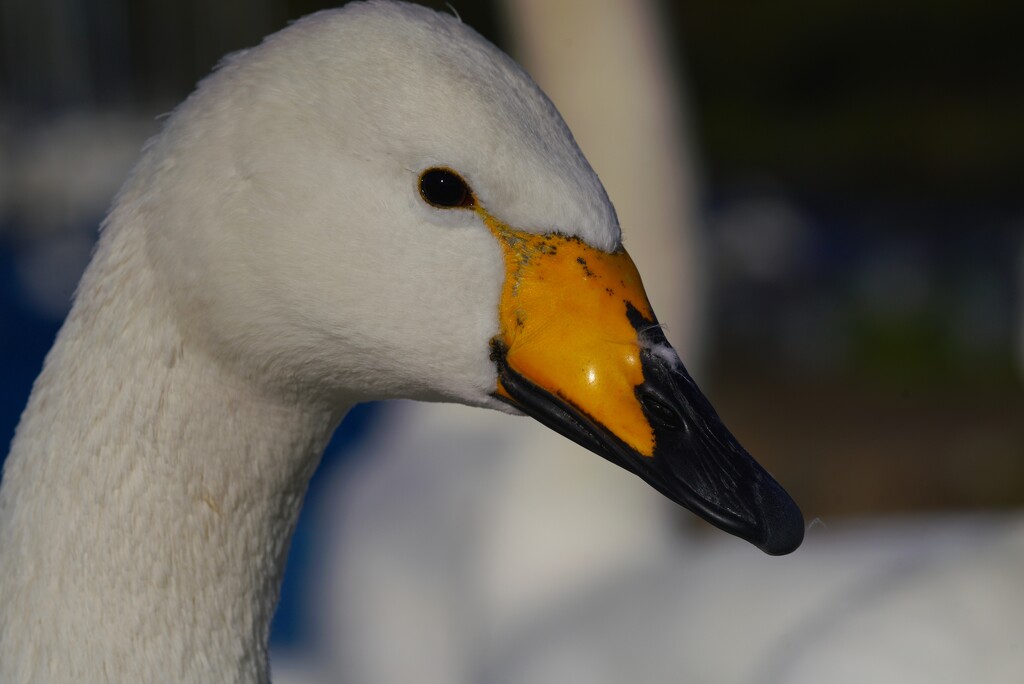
[492, 337, 807, 556]
[680, 482, 804, 556]
[753, 493, 805, 556]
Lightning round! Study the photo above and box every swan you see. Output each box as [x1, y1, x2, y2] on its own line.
[0, 2, 803, 682]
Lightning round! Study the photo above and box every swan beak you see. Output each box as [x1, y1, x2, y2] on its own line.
[485, 217, 804, 555]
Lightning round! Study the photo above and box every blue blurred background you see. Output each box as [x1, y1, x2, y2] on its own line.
[2, 0, 1022, 674]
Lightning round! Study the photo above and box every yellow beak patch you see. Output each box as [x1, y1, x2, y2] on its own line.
[483, 212, 657, 457]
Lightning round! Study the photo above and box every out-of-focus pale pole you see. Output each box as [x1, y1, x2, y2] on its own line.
[503, 0, 706, 370]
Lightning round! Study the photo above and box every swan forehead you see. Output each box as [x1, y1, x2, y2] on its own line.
[257, 2, 621, 251]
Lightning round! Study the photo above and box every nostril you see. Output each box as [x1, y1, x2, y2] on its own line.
[638, 387, 686, 433]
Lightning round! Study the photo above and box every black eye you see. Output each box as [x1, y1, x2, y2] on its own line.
[419, 168, 474, 208]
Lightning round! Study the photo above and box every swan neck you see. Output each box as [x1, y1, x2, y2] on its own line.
[0, 225, 345, 683]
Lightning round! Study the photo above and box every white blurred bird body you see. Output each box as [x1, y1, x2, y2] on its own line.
[480, 513, 1024, 684]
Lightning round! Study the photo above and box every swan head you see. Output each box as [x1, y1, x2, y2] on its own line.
[133, 1, 802, 554]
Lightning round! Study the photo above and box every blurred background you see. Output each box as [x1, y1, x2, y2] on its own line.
[2, 0, 1022, 682]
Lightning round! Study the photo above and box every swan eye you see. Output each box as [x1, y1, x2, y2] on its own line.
[419, 168, 474, 208]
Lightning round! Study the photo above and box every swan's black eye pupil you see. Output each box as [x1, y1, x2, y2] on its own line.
[420, 168, 473, 208]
